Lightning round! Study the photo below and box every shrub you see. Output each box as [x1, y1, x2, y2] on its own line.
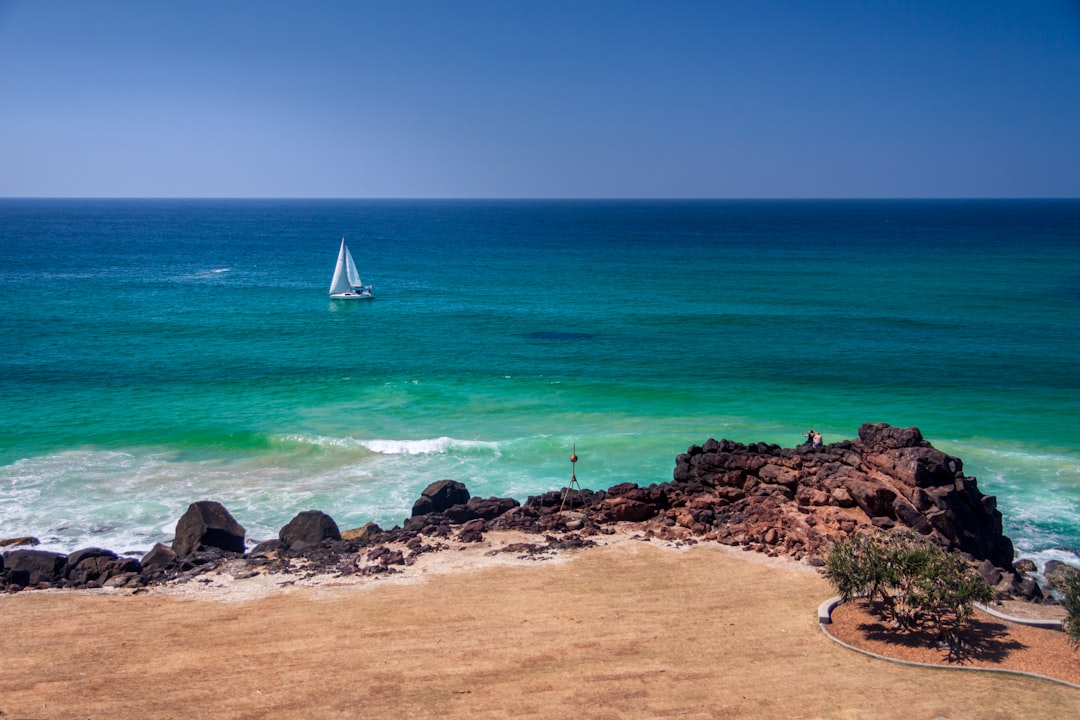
[825, 530, 993, 657]
[1063, 571, 1080, 649]
[910, 548, 994, 659]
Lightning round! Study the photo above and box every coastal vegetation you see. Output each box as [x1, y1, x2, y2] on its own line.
[1063, 571, 1080, 649]
[825, 530, 993, 660]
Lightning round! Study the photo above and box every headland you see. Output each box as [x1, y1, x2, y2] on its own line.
[2, 423, 1079, 719]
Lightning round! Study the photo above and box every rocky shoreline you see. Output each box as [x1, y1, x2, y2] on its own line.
[0, 423, 1065, 599]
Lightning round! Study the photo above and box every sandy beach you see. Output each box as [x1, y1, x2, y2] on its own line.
[2, 532, 1078, 720]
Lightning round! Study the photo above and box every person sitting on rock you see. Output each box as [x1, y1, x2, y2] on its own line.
[803, 429, 815, 445]
[812, 431, 823, 447]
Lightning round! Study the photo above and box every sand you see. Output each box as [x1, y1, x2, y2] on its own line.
[2, 532, 1078, 720]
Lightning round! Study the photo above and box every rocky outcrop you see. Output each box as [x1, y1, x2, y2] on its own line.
[0, 424, 1045, 599]
[668, 422, 1014, 566]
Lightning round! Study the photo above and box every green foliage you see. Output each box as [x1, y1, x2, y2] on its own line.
[911, 549, 995, 660]
[1063, 571, 1080, 650]
[824, 530, 994, 657]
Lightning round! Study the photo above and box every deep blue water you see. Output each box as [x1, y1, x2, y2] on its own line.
[1, 199, 1078, 567]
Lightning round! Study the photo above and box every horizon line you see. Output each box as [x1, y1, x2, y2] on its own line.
[2, 196, 1079, 202]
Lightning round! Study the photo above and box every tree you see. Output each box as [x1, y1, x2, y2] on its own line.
[825, 529, 993, 658]
[910, 548, 994, 660]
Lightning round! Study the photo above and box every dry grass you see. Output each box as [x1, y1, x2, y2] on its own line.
[2, 540, 1078, 720]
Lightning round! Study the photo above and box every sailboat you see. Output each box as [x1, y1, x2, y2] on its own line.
[328, 237, 374, 299]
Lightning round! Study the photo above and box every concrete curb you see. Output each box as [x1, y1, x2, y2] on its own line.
[817, 596, 1080, 690]
[974, 602, 1063, 630]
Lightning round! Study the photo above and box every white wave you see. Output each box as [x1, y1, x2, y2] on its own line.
[275, 433, 366, 449]
[361, 436, 501, 457]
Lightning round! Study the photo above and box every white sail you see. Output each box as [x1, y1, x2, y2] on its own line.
[328, 237, 353, 295]
[344, 245, 363, 288]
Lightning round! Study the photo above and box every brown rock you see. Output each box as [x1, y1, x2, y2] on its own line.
[141, 543, 177, 570]
[341, 523, 383, 543]
[662, 423, 1017, 579]
[843, 479, 896, 518]
[597, 496, 656, 522]
[1014, 558, 1037, 575]
[1044, 560, 1080, 591]
[457, 519, 486, 543]
[0, 536, 40, 548]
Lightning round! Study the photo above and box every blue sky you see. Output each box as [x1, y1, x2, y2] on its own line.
[1, 1, 1078, 198]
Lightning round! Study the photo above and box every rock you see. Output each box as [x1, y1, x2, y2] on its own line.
[64, 548, 141, 586]
[411, 480, 471, 517]
[0, 536, 41, 548]
[341, 522, 383, 543]
[830, 488, 856, 508]
[141, 543, 178, 570]
[977, 559, 1004, 587]
[892, 497, 933, 535]
[857, 422, 924, 450]
[596, 496, 656, 522]
[487, 505, 541, 533]
[247, 539, 283, 558]
[1014, 558, 1038, 574]
[279, 510, 342, 549]
[466, 496, 520, 520]
[457, 519, 485, 543]
[172, 501, 246, 557]
[3, 549, 67, 587]
[843, 479, 897, 518]
[1044, 560, 1080, 591]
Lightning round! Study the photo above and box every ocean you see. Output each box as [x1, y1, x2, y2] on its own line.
[1, 199, 1078, 569]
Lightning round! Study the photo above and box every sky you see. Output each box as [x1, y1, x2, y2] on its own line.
[1, 1, 1078, 198]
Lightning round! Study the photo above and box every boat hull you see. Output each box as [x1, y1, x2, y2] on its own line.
[329, 292, 374, 300]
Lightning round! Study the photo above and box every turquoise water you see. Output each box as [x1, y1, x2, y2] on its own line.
[1, 199, 1078, 564]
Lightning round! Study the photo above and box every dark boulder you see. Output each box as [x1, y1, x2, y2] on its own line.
[64, 547, 139, 586]
[141, 543, 178, 570]
[411, 480, 471, 517]
[3, 549, 67, 587]
[468, 496, 520, 520]
[857, 422, 925, 450]
[487, 505, 541, 533]
[172, 501, 246, 557]
[279, 510, 342, 549]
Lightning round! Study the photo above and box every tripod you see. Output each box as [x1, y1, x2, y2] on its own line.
[559, 444, 581, 512]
